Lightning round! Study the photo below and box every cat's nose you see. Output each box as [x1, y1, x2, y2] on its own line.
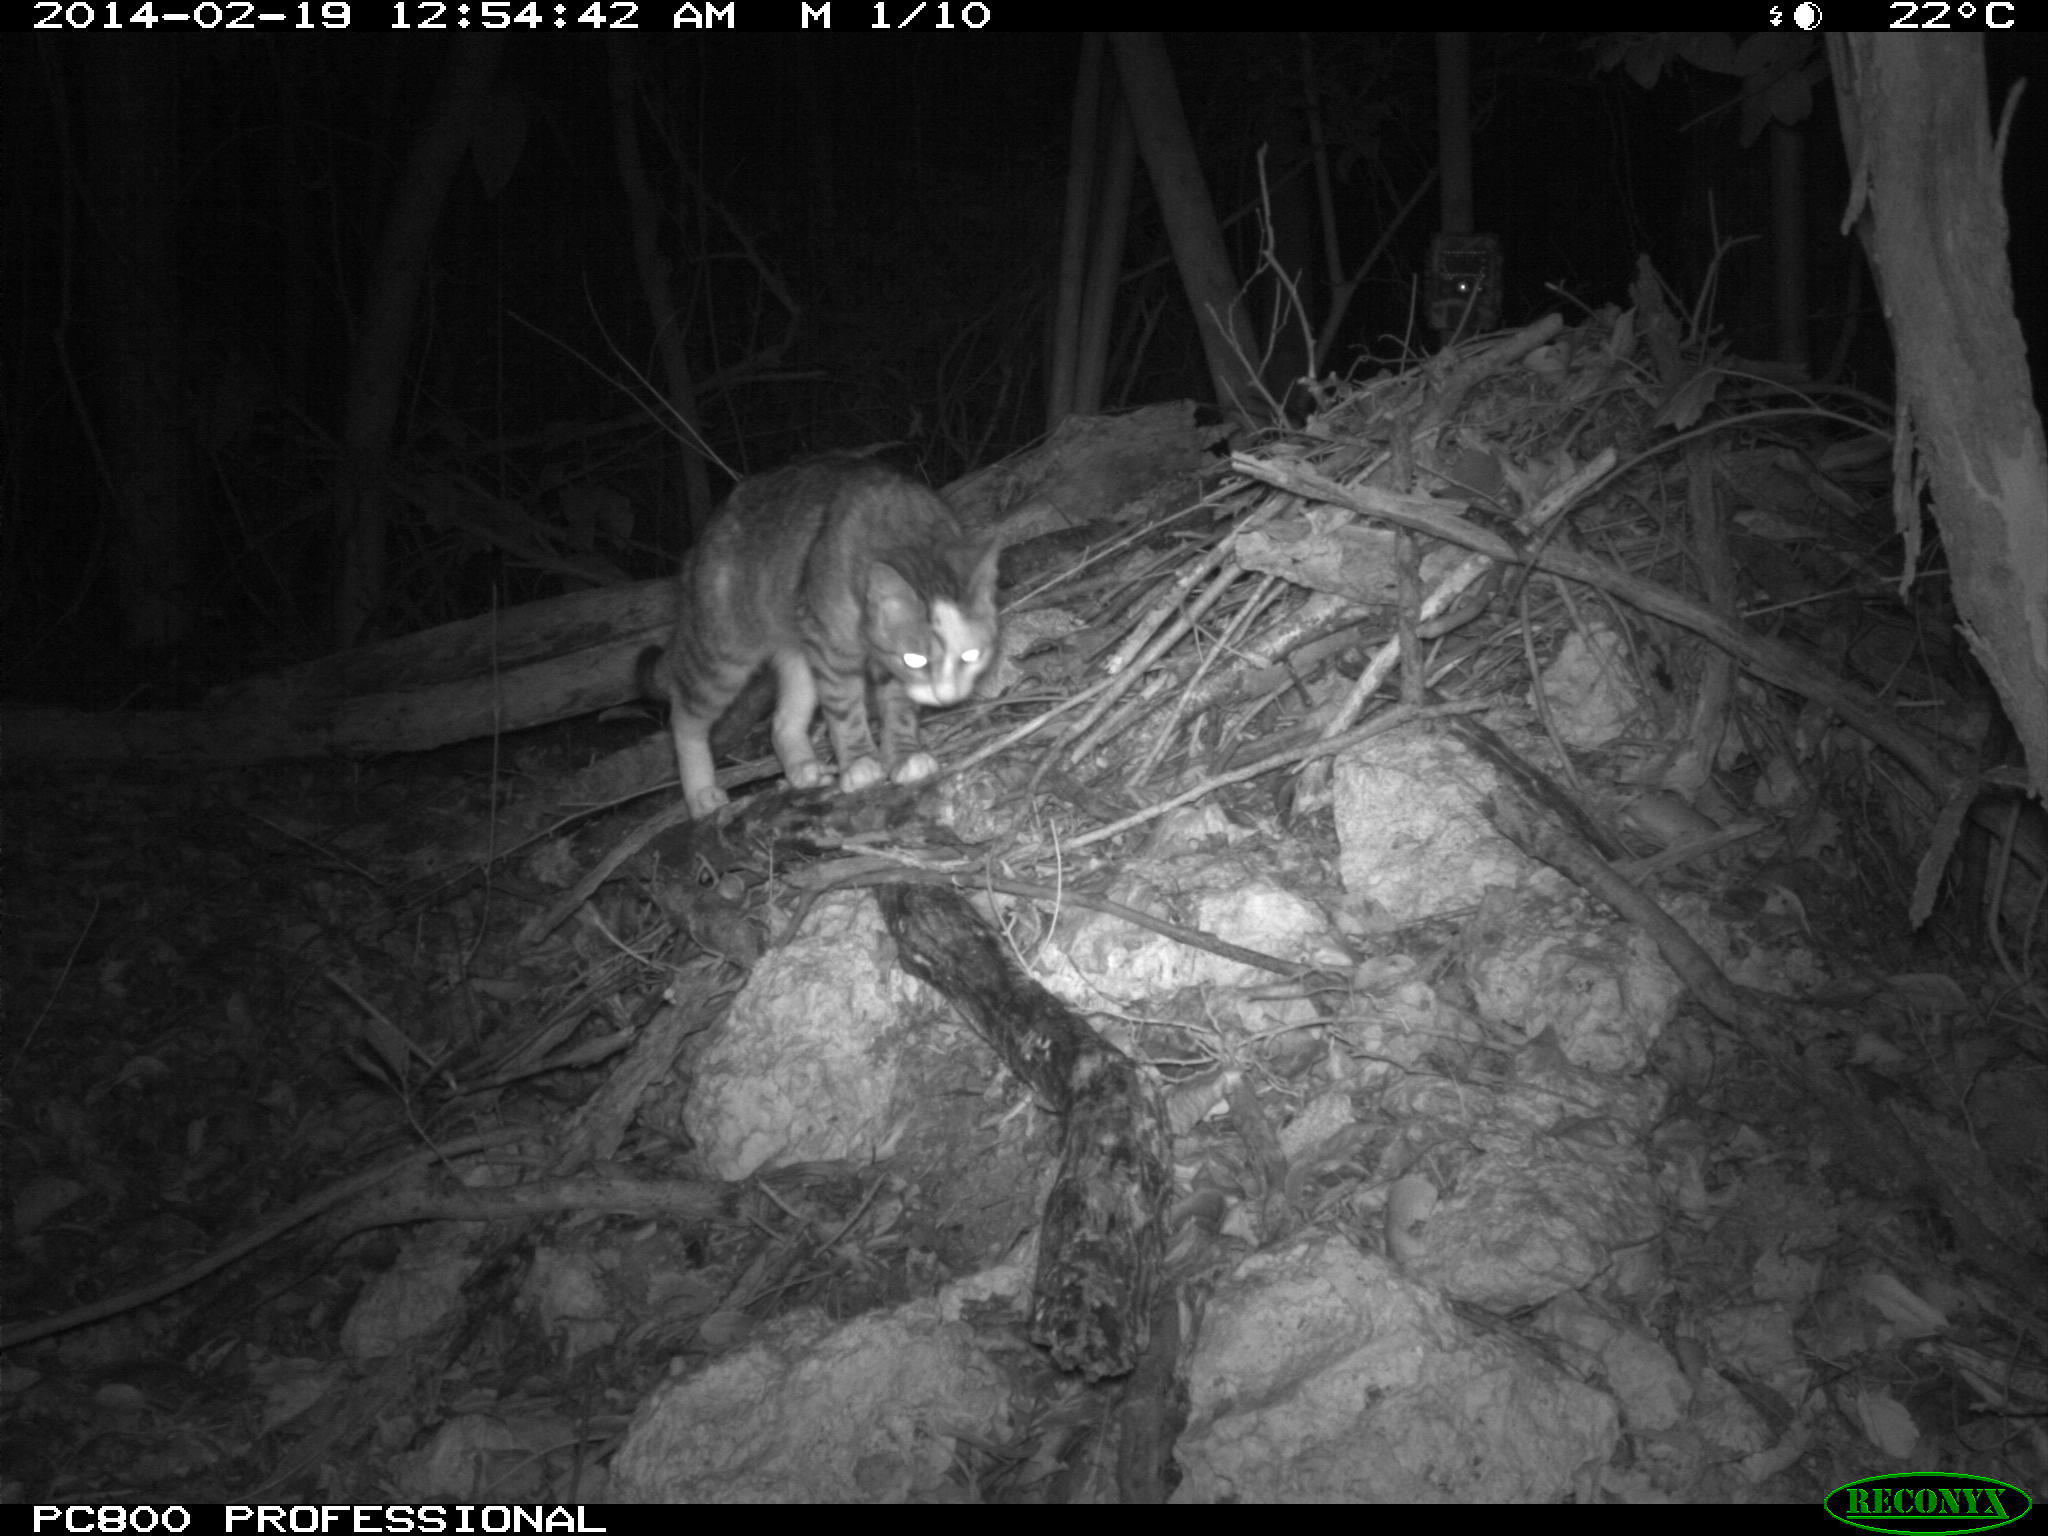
[929, 669, 974, 705]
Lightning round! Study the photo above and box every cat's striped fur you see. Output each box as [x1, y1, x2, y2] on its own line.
[642, 457, 1000, 818]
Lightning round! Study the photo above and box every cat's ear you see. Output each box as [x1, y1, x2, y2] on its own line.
[867, 561, 922, 625]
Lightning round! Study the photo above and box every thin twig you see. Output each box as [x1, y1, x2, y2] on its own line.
[1064, 700, 1486, 853]
[1062, 557, 1249, 770]
[1128, 572, 1286, 787]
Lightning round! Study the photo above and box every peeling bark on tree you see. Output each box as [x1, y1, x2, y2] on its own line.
[1828, 35, 2048, 801]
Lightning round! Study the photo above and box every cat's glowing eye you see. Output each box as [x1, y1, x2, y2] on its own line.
[903, 652, 928, 669]
[961, 649, 982, 664]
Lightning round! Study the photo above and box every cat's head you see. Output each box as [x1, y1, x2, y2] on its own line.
[866, 543, 1000, 707]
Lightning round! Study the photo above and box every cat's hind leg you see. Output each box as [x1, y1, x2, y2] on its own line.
[642, 643, 736, 819]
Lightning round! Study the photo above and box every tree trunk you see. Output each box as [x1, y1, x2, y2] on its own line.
[5, 576, 676, 766]
[1048, 33, 1106, 427]
[1110, 33, 1263, 418]
[83, 36, 192, 651]
[1436, 33, 1474, 235]
[1828, 35, 2048, 800]
[1770, 121, 1810, 371]
[608, 37, 713, 545]
[332, 37, 505, 647]
[1074, 93, 1136, 417]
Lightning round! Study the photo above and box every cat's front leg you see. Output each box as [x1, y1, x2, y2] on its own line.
[875, 678, 938, 785]
[769, 649, 831, 791]
[810, 651, 886, 793]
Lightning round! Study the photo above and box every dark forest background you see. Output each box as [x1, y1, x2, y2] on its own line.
[4, 32, 2042, 706]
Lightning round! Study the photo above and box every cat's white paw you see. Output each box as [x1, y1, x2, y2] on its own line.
[840, 756, 887, 793]
[686, 784, 730, 818]
[891, 752, 939, 786]
[784, 757, 828, 790]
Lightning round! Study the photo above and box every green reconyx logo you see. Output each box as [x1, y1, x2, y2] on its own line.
[1825, 1473, 2032, 1534]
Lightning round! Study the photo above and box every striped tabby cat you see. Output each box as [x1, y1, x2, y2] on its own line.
[643, 457, 1000, 818]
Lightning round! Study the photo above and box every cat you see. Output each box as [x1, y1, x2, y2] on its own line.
[641, 457, 1000, 819]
